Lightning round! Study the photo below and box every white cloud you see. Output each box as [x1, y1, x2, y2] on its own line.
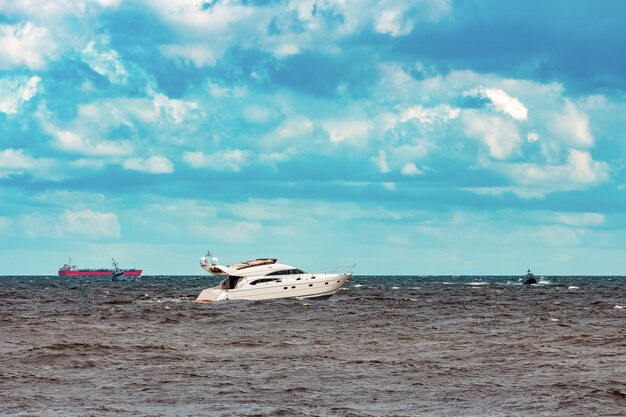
[33, 190, 107, 206]
[147, 0, 258, 65]
[389, 144, 431, 163]
[323, 118, 371, 145]
[482, 149, 610, 198]
[13, 213, 59, 238]
[527, 131, 539, 142]
[550, 100, 593, 148]
[230, 199, 287, 222]
[372, 149, 390, 173]
[399, 104, 460, 125]
[146, 0, 452, 65]
[565, 149, 609, 184]
[94, 0, 120, 7]
[36, 89, 200, 168]
[229, 198, 407, 223]
[37, 99, 143, 159]
[152, 93, 200, 124]
[183, 149, 250, 172]
[242, 105, 274, 124]
[60, 209, 121, 238]
[75, 98, 155, 126]
[81, 35, 128, 84]
[69, 158, 105, 170]
[375, 9, 414, 37]
[259, 152, 291, 164]
[0, 22, 57, 69]
[0, 148, 56, 179]
[401, 162, 423, 176]
[52, 129, 133, 156]
[462, 112, 521, 160]
[267, 116, 314, 142]
[0, 76, 41, 114]
[465, 87, 528, 121]
[554, 212, 605, 227]
[160, 43, 219, 67]
[483, 88, 528, 121]
[196, 220, 262, 244]
[271, 41, 301, 58]
[0, 149, 36, 178]
[123, 156, 174, 174]
[146, 0, 254, 32]
[0, 0, 120, 20]
[207, 82, 247, 98]
[7, 209, 121, 239]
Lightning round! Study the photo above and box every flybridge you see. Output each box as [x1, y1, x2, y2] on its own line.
[199, 251, 277, 271]
[229, 258, 278, 270]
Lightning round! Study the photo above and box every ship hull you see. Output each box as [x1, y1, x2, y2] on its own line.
[58, 270, 142, 277]
[196, 273, 350, 302]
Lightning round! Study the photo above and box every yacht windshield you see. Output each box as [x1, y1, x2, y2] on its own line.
[267, 269, 306, 276]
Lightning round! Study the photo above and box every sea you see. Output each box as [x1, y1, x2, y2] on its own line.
[1, 275, 624, 417]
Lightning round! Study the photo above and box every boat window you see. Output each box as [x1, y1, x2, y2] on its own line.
[267, 268, 307, 276]
[228, 276, 241, 289]
[309, 284, 313, 287]
[249, 278, 280, 285]
[267, 270, 288, 276]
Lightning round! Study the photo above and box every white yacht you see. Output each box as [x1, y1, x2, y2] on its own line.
[195, 253, 353, 302]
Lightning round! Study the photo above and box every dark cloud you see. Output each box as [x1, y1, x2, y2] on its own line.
[393, 0, 626, 95]
[269, 51, 376, 98]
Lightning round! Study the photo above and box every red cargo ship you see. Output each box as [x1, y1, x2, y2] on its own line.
[58, 259, 142, 277]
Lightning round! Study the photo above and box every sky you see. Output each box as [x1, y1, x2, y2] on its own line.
[1, 0, 625, 275]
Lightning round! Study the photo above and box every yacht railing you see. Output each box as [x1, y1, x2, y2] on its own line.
[323, 263, 356, 275]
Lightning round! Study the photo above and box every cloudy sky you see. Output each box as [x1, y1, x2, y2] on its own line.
[1, 0, 625, 275]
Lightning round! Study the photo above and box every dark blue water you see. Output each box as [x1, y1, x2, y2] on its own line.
[1, 275, 625, 416]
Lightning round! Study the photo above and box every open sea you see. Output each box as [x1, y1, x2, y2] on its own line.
[1, 275, 625, 417]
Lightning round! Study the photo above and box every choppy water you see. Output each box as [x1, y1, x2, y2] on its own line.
[1, 275, 625, 417]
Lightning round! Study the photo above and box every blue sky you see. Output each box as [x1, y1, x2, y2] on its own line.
[1, 0, 625, 275]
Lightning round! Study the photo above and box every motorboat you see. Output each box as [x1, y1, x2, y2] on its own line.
[195, 252, 353, 302]
[523, 269, 537, 285]
[111, 258, 125, 281]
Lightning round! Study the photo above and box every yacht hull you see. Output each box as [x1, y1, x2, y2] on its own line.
[196, 273, 350, 302]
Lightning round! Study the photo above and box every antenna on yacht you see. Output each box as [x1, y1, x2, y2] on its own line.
[200, 250, 219, 266]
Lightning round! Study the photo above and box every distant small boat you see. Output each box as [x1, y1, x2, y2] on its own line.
[111, 259, 125, 281]
[523, 269, 537, 285]
[58, 258, 142, 277]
